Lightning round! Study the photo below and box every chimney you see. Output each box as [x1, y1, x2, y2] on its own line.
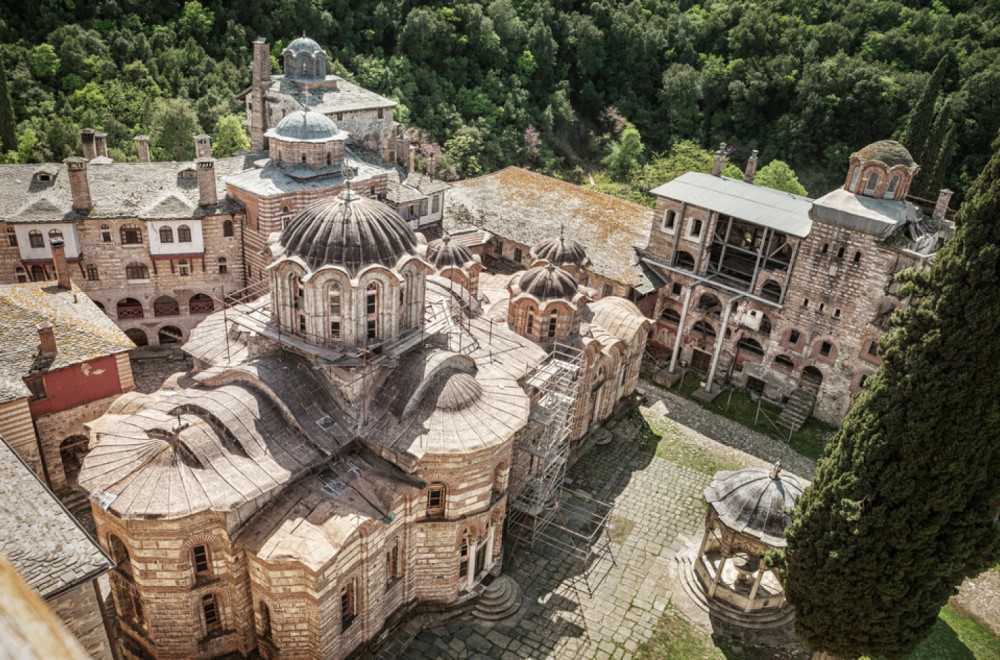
[134, 135, 150, 162]
[711, 142, 727, 176]
[94, 131, 108, 159]
[409, 144, 416, 173]
[250, 38, 271, 153]
[932, 188, 953, 222]
[744, 149, 759, 183]
[37, 323, 57, 356]
[197, 158, 218, 206]
[194, 134, 212, 159]
[253, 38, 271, 84]
[81, 128, 96, 161]
[63, 157, 92, 211]
[49, 236, 71, 290]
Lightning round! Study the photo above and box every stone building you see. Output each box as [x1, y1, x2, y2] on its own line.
[0, 269, 134, 497]
[0, 433, 116, 659]
[77, 189, 648, 659]
[644, 140, 952, 425]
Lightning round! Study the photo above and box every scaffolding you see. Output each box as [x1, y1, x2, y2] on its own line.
[506, 343, 617, 600]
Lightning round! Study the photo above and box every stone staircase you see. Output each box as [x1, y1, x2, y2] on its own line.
[470, 574, 522, 622]
[777, 386, 817, 432]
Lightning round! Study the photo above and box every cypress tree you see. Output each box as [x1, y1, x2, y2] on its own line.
[923, 123, 957, 199]
[900, 56, 947, 167]
[0, 58, 17, 154]
[781, 133, 1000, 660]
[913, 97, 953, 198]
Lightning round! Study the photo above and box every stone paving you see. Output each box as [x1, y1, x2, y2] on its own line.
[393, 390, 818, 659]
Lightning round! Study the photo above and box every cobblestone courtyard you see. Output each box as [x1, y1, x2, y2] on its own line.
[392, 384, 816, 659]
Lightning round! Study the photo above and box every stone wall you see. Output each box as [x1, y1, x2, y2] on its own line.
[49, 580, 115, 660]
[0, 398, 42, 476]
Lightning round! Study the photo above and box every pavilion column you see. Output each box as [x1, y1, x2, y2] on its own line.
[745, 563, 767, 612]
[709, 550, 729, 598]
[467, 539, 476, 590]
[669, 286, 694, 373]
[485, 525, 495, 569]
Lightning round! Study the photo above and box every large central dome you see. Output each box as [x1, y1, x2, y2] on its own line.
[280, 191, 419, 274]
[268, 110, 343, 143]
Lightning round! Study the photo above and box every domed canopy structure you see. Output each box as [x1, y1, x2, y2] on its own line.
[283, 36, 324, 56]
[266, 110, 345, 143]
[852, 140, 916, 169]
[282, 36, 328, 80]
[280, 191, 419, 274]
[531, 230, 588, 270]
[703, 465, 803, 547]
[518, 264, 579, 301]
[430, 235, 475, 270]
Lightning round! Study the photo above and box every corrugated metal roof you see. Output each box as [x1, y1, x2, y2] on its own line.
[649, 172, 813, 238]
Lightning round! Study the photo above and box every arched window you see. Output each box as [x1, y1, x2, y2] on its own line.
[398, 282, 407, 331]
[158, 325, 183, 345]
[177, 225, 192, 243]
[86, 264, 99, 281]
[864, 172, 879, 195]
[737, 337, 765, 359]
[697, 293, 722, 317]
[120, 224, 142, 244]
[202, 594, 221, 635]
[853, 251, 861, 264]
[329, 284, 341, 339]
[159, 226, 174, 243]
[108, 534, 132, 576]
[340, 581, 356, 630]
[48, 228, 63, 242]
[759, 313, 772, 336]
[691, 320, 716, 339]
[366, 282, 379, 340]
[125, 263, 149, 280]
[660, 308, 681, 325]
[674, 251, 695, 271]
[28, 230, 44, 248]
[190, 293, 213, 314]
[301, 153, 307, 163]
[15, 266, 27, 283]
[836, 246, 845, 259]
[289, 274, 304, 332]
[154, 296, 179, 317]
[849, 167, 861, 192]
[426, 483, 445, 517]
[218, 257, 228, 274]
[301, 60, 308, 77]
[885, 175, 899, 198]
[222, 219, 234, 237]
[662, 210, 676, 232]
[327, 152, 332, 166]
[525, 307, 535, 334]
[760, 281, 782, 303]
[386, 538, 402, 588]
[547, 309, 558, 338]
[192, 544, 211, 578]
[258, 602, 272, 639]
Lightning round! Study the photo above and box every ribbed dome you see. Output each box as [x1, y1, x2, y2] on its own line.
[531, 233, 587, 269]
[430, 235, 474, 270]
[283, 36, 325, 55]
[268, 110, 341, 143]
[280, 191, 419, 274]
[428, 370, 483, 411]
[852, 140, 916, 168]
[704, 465, 803, 548]
[518, 264, 578, 301]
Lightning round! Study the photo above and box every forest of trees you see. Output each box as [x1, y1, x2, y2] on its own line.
[2, 0, 999, 203]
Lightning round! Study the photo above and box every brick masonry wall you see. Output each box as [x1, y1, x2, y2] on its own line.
[0, 398, 42, 476]
[49, 580, 114, 660]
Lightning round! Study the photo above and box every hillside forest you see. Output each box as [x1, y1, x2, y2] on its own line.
[1, 0, 998, 205]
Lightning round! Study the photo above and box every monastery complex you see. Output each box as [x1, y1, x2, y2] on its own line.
[0, 33, 957, 659]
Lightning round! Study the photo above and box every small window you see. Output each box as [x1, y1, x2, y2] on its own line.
[821, 243, 828, 255]
[853, 251, 861, 263]
[386, 540, 402, 588]
[121, 225, 142, 244]
[691, 219, 703, 237]
[48, 228, 63, 243]
[25, 377, 47, 401]
[15, 267, 27, 282]
[788, 329, 801, 344]
[29, 230, 44, 248]
[101, 224, 112, 243]
[526, 307, 535, 334]
[86, 264, 99, 281]
[820, 341, 833, 357]
[886, 175, 899, 198]
[547, 309, 558, 338]
[202, 594, 220, 634]
[602, 283, 614, 298]
[675, 251, 695, 270]
[7, 227, 17, 247]
[329, 284, 342, 338]
[836, 246, 845, 259]
[327, 153, 332, 166]
[159, 226, 174, 243]
[818, 303, 825, 313]
[301, 154, 307, 163]
[661, 308, 681, 324]
[513, 247, 523, 263]
[222, 219, 234, 237]
[341, 582, 356, 630]
[218, 257, 227, 274]
[774, 355, 795, 370]
[834, 309, 841, 318]
[377, 108, 384, 119]
[864, 172, 879, 195]
[867, 339, 879, 356]
[459, 538, 469, 578]
[179, 259, 189, 277]
[671, 282, 682, 296]
[802, 298, 809, 308]
[432, 195, 440, 214]
[859, 373, 871, 388]
[178, 225, 192, 243]
[849, 167, 861, 192]
[426, 484, 445, 517]
[336, 112, 343, 121]
[33, 171, 52, 182]
[258, 602, 272, 640]
[193, 545, 210, 576]
[662, 210, 676, 231]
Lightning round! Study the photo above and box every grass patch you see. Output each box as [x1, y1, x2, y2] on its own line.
[643, 372, 835, 462]
[634, 407, 741, 475]
[904, 604, 1000, 660]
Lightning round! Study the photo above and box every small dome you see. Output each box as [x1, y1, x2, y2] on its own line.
[852, 140, 916, 169]
[267, 110, 342, 143]
[518, 264, 578, 301]
[704, 465, 803, 547]
[430, 235, 474, 270]
[283, 36, 325, 56]
[280, 191, 419, 274]
[531, 232, 587, 269]
[426, 369, 483, 412]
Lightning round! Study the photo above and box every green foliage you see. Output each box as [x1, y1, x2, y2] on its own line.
[755, 160, 809, 196]
[31, 44, 60, 80]
[212, 114, 249, 158]
[0, 59, 16, 153]
[603, 123, 645, 181]
[901, 57, 947, 168]
[782, 135, 1000, 659]
[150, 98, 202, 161]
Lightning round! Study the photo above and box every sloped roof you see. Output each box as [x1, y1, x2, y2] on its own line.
[586, 296, 650, 343]
[404, 171, 450, 195]
[0, 282, 134, 403]
[265, 76, 396, 113]
[444, 167, 654, 286]
[0, 157, 252, 222]
[223, 148, 392, 197]
[704, 466, 803, 547]
[650, 172, 813, 238]
[0, 435, 111, 598]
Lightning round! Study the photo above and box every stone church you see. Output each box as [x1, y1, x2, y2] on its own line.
[77, 163, 649, 656]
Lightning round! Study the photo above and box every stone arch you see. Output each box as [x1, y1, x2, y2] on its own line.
[811, 338, 838, 362]
[800, 365, 824, 390]
[675, 251, 695, 270]
[107, 533, 132, 574]
[153, 295, 179, 317]
[773, 354, 795, 371]
[190, 293, 214, 314]
[125, 328, 148, 346]
[759, 313, 772, 336]
[691, 320, 716, 339]
[195, 590, 230, 639]
[697, 293, 722, 317]
[158, 325, 184, 345]
[737, 337, 765, 361]
[863, 169, 881, 196]
[661, 307, 681, 325]
[117, 297, 143, 320]
[759, 280, 782, 303]
[222, 219, 234, 237]
[59, 435, 89, 487]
